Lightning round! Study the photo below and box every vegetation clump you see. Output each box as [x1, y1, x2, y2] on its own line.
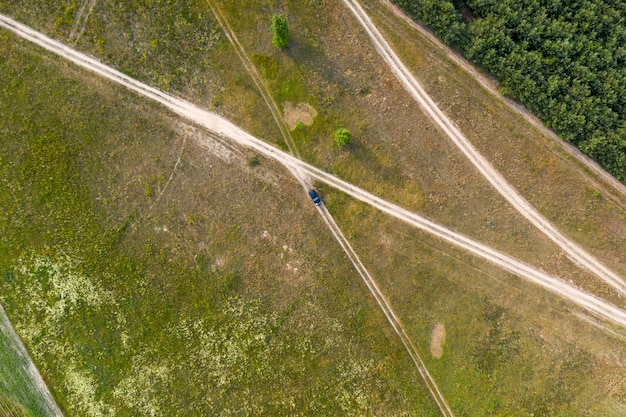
[247, 156, 260, 167]
[270, 14, 289, 49]
[334, 128, 352, 147]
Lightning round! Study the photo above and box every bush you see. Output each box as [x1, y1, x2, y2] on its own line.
[248, 156, 260, 167]
[334, 128, 352, 147]
[270, 15, 289, 49]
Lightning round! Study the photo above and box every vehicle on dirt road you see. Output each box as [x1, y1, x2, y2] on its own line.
[308, 189, 321, 206]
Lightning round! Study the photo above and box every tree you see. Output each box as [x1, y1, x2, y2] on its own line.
[270, 14, 289, 49]
[334, 128, 352, 147]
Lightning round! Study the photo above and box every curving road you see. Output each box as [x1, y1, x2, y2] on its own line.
[341, 0, 626, 297]
[376, 0, 626, 208]
[2, 14, 626, 329]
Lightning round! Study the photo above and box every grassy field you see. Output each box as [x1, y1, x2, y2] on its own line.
[199, 0, 626, 304]
[324, 187, 626, 415]
[0, 33, 441, 415]
[1, 0, 626, 415]
[3, 0, 625, 300]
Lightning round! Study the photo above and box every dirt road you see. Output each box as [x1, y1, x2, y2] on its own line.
[2, 13, 626, 329]
[316, 205, 454, 416]
[341, 0, 626, 297]
[203, 5, 453, 414]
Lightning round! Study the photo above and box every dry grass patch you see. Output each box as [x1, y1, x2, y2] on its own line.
[429, 322, 446, 359]
[284, 101, 317, 130]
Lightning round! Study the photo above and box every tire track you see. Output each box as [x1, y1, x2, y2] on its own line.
[0, 304, 63, 417]
[317, 206, 454, 416]
[341, 0, 626, 297]
[205, 0, 301, 159]
[68, 0, 97, 44]
[2, 13, 626, 329]
[204, 4, 452, 414]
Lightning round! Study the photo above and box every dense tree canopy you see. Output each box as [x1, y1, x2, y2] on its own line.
[394, 0, 626, 182]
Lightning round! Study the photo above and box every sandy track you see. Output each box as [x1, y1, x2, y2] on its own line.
[68, 0, 97, 44]
[317, 207, 454, 416]
[341, 0, 626, 297]
[2, 14, 626, 329]
[205, 0, 302, 160]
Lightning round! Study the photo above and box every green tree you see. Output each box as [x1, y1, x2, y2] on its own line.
[334, 128, 352, 147]
[270, 14, 289, 49]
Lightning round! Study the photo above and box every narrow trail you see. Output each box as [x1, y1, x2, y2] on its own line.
[2, 12, 626, 328]
[205, 0, 301, 159]
[149, 136, 187, 211]
[204, 4, 452, 414]
[317, 207, 454, 416]
[68, 0, 97, 44]
[341, 0, 626, 297]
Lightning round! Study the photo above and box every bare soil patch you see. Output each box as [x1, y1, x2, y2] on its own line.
[429, 322, 446, 359]
[283, 101, 317, 130]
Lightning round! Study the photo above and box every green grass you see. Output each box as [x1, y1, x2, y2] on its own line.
[1, 0, 626, 415]
[323, 188, 626, 416]
[0, 33, 440, 416]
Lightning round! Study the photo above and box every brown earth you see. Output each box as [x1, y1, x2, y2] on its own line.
[283, 101, 317, 130]
[429, 322, 446, 359]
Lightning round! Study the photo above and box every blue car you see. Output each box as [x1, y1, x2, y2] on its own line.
[308, 189, 322, 206]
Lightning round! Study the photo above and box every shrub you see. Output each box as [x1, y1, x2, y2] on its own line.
[248, 156, 260, 167]
[334, 128, 352, 147]
[270, 15, 289, 49]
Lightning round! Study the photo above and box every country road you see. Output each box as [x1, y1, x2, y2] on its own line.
[2, 13, 626, 329]
[0, 304, 63, 417]
[341, 0, 626, 298]
[315, 203, 454, 416]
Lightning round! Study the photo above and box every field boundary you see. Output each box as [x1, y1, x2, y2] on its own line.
[0, 304, 63, 417]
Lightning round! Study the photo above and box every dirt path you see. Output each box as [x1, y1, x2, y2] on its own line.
[205, 0, 302, 160]
[2, 11, 626, 330]
[317, 205, 454, 416]
[341, 0, 626, 298]
[68, 0, 97, 44]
